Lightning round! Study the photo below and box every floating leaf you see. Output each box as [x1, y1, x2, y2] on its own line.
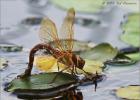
[120, 13, 140, 47]
[4, 72, 104, 99]
[115, 85, 140, 100]
[35, 55, 104, 74]
[122, 13, 140, 32]
[126, 53, 140, 61]
[77, 59, 104, 74]
[126, 13, 140, 21]
[120, 47, 140, 61]
[51, 0, 105, 13]
[105, 53, 136, 66]
[80, 43, 118, 62]
[35, 55, 69, 72]
[35, 55, 57, 71]
[5, 72, 77, 92]
[120, 31, 140, 47]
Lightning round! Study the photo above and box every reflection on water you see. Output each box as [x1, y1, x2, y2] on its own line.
[16, 88, 83, 100]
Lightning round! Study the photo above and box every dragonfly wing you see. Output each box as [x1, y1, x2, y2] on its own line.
[39, 17, 63, 50]
[59, 8, 75, 51]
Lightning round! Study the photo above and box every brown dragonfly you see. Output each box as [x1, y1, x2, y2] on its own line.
[19, 8, 86, 78]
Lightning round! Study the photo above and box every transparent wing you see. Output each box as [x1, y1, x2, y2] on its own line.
[39, 17, 63, 50]
[59, 8, 75, 51]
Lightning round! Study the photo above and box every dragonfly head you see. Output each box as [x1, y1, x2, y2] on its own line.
[72, 54, 85, 69]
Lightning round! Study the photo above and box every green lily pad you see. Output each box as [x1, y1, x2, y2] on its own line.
[126, 13, 140, 21]
[120, 13, 140, 47]
[122, 13, 140, 31]
[126, 53, 140, 61]
[105, 53, 136, 66]
[5, 72, 77, 92]
[120, 32, 140, 47]
[51, 0, 105, 13]
[123, 29, 140, 35]
[122, 22, 139, 32]
[122, 23, 139, 32]
[80, 43, 118, 62]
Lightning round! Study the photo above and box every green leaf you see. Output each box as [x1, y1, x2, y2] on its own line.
[122, 13, 140, 31]
[5, 72, 77, 92]
[120, 32, 140, 47]
[120, 13, 140, 47]
[80, 43, 118, 62]
[126, 53, 140, 61]
[51, 0, 105, 13]
[122, 23, 139, 32]
[105, 53, 136, 66]
[127, 13, 140, 21]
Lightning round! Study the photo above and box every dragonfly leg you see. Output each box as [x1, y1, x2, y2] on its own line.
[57, 60, 60, 72]
[56, 55, 64, 72]
[80, 69, 98, 91]
[74, 66, 78, 74]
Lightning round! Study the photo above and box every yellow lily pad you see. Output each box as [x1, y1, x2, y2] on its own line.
[115, 85, 140, 100]
[35, 55, 57, 71]
[77, 59, 104, 74]
[35, 56, 104, 74]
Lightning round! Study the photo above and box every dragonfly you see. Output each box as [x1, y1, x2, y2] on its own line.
[19, 8, 98, 89]
[19, 8, 86, 78]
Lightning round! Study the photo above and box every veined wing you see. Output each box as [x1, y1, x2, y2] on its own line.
[39, 17, 63, 50]
[59, 8, 75, 51]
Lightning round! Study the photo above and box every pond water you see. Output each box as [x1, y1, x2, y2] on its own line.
[0, 0, 139, 100]
[0, 51, 139, 100]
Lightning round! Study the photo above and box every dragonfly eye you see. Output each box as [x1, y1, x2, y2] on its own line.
[77, 56, 85, 69]
[72, 55, 85, 69]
